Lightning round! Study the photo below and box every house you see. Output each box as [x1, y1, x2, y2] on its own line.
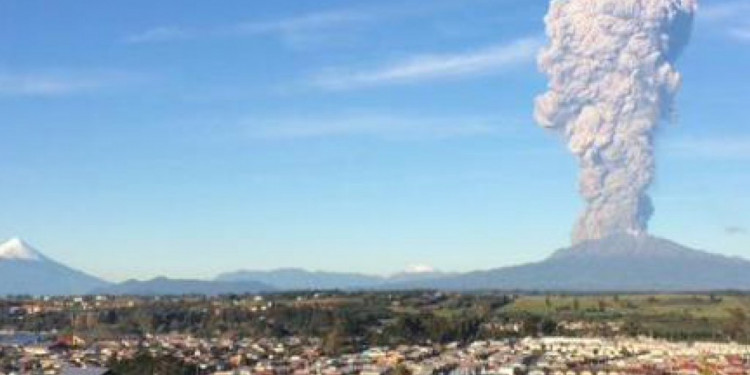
[60, 365, 113, 375]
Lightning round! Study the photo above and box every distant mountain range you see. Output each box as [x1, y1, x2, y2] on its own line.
[215, 268, 384, 290]
[3, 235, 750, 296]
[93, 277, 273, 296]
[0, 238, 452, 296]
[215, 268, 454, 290]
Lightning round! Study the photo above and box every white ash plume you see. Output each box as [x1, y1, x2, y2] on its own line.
[534, 0, 697, 244]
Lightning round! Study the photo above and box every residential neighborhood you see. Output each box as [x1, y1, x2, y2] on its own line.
[3, 333, 750, 374]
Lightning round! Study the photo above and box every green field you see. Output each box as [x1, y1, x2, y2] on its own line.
[506, 294, 749, 318]
[503, 293, 750, 341]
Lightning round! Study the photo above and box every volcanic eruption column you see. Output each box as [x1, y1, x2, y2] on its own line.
[534, 0, 697, 244]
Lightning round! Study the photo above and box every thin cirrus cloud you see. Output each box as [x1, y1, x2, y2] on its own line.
[123, 10, 370, 45]
[729, 27, 750, 42]
[725, 226, 747, 236]
[121, 0, 506, 45]
[699, 1, 750, 42]
[700, 1, 750, 22]
[243, 113, 514, 140]
[123, 26, 193, 44]
[664, 136, 750, 160]
[229, 10, 369, 35]
[308, 37, 542, 91]
[0, 70, 138, 97]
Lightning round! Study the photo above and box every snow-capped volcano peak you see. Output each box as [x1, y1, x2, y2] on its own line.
[0, 238, 43, 261]
[404, 264, 436, 274]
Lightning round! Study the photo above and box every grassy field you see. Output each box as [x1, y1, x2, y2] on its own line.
[500, 294, 750, 341]
[505, 294, 750, 319]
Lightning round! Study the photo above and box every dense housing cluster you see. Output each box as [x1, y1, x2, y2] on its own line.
[2, 292, 750, 374]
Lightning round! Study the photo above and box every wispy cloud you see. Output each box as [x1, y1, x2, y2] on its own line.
[122, 0, 505, 46]
[0, 70, 139, 97]
[729, 27, 750, 42]
[664, 136, 750, 160]
[124, 10, 370, 46]
[699, 1, 750, 42]
[308, 37, 542, 90]
[124, 26, 193, 44]
[700, 1, 750, 22]
[243, 112, 514, 140]
[725, 226, 747, 236]
[229, 10, 368, 35]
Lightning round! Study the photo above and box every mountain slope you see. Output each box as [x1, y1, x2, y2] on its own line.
[393, 235, 750, 291]
[0, 238, 110, 296]
[95, 277, 273, 296]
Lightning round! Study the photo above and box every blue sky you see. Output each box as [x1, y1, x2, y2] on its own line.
[0, 0, 748, 281]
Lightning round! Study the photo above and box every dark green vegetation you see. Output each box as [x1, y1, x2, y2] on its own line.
[0, 292, 513, 352]
[506, 293, 750, 342]
[3, 291, 750, 356]
[108, 352, 199, 375]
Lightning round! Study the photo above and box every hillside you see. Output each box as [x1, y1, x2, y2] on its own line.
[393, 235, 750, 291]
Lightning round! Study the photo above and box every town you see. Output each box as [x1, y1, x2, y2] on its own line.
[4, 333, 750, 375]
[2, 292, 750, 374]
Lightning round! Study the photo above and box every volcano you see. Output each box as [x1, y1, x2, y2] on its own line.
[0, 238, 109, 296]
[395, 235, 750, 291]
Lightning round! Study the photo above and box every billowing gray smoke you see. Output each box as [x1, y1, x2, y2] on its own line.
[534, 0, 697, 244]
